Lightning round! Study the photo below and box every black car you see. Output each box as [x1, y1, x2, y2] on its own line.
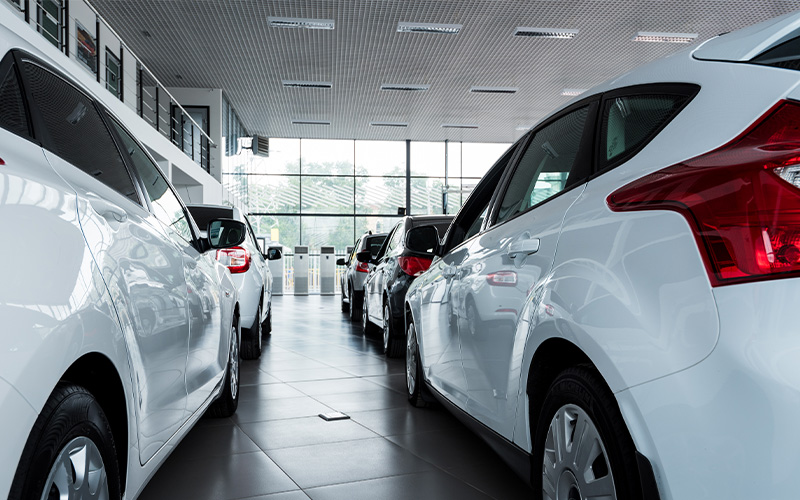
[362, 215, 453, 357]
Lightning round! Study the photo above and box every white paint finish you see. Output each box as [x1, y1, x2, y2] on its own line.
[0, 378, 37, 500]
[693, 10, 800, 62]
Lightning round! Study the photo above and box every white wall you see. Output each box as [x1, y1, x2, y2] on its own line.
[166, 87, 223, 183]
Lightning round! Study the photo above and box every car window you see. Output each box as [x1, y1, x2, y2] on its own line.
[21, 60, 139, 204]
[186, 206, 232, 231]
[600, 93, 694, 169]
[109, 119, 194, 245]
[0, 56, 30, 137]
[349, 237, 362, 264]
[495, 105, 590, 224]
[366, 235, 387, 257]
[386, 223, 404, 255]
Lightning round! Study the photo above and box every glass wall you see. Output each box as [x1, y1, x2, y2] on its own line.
[223, 138, 510, 254]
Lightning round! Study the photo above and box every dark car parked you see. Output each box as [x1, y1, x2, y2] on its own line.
[362, 215, 453, 357]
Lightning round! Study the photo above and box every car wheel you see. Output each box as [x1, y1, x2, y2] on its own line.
[348, 285, 361, 321]
[466, 297, 478, 336]
[208, 322, 240, 417]
[533, 366, 640, 500]
[9, 383, 121, 500]
[241, 302, 262, 360]
[383, 302, 404, 358]
[341, 285, 350, 313]
[262, 303, 272, 336]
[362, 298, 374, 334]
[406, 318, 429, 408]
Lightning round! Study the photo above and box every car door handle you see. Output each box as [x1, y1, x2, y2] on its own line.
[508, 237, 540, 258]
[442, 265, 457, 279]
[88, 194, 127, 223]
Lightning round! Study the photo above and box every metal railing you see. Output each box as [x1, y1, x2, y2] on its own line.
[280, 253, 349, 294]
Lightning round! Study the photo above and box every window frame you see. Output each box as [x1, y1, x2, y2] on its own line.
[0, 51, 35, 141]
[105, 48, 121, 99]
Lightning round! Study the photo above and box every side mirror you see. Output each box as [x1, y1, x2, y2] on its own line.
[266, 247, 283, 260]
[208, 219, 247, 249]
[405, 225, 441, 256]
[356, 250, 372, 263]
[336, 258, 346, 266]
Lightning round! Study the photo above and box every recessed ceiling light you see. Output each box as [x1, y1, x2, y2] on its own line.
[269, 17, 335, 30]
[282, 80, 332, 89]
[397, 22, 462, 34]
[441, 123, 478, 129]
[291, 120, 331, 126]
[380, 84, 430, 92]
[631, 31, 698, 43]
[469, 86, 518, 94]
[515, 125, 531, 131]
[514, 27, 578, 39]
[370, 122, 408, 127]
[561, 88, 587, 96]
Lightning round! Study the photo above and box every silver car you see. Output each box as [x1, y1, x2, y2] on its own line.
[338, 232, 387, 320]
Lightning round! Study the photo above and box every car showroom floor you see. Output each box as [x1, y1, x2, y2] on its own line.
[139, 294, 533, 500]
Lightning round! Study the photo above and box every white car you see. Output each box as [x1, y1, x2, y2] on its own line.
[0, 21, 245, 500]
[338, 231, 387, 320]
[404, 11, 800, 500]
[187, 205, 280, 360]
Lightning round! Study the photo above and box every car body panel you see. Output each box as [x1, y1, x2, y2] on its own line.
[0, 378, 38, 500]
[692, 10, 800, 62]
[341, 233, 387, 302]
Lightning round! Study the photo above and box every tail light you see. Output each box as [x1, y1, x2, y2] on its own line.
[487, 270, 518, 286]
[398, 256, 433, 277]
[216, 246, 250, 274]
[608, 100, 800, 287]
[356, 261, 370, 273]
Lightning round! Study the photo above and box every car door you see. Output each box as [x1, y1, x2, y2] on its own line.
[17, 56, 192, 463]
[245, 216, 270, 313]
[456, 101, 598, 438]
[367, 222, 402, 324]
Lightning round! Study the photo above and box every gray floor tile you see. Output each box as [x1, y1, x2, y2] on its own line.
[168, 422, 260, 461]
[239, 383, 306, 402]
[288, 377, 386, 396]
[269, 367, 354, 382]
[235, 492, 311, 500]
[348, 406, 461, 436]
[363, 373, 409, 394]
[312, 389, 409, 413]
[239, 415, 378, 450]
[232, 396, 334, 424]
[267, 438, 434, 489]
[241, 369, 283, 386]
[305, 471, 493, 500]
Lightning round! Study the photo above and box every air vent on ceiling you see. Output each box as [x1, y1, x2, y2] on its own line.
[441, 123, 478, 129]
[268, 17, 335, 30]
[370, 122, 408, 127]
[251, 135, 269, 157]
[631, 31, 698, 43]
[561, 88, 587, 96]
[282, 80, 332, 89]
[291, 120, 331, 126]
[470, 86, 518, 94]
[514, 27, 578, 39]
[397, 22, 462, 34]
[380, 84, 430, 92]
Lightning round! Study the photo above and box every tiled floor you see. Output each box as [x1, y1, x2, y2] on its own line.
[140, 294, 533, 500]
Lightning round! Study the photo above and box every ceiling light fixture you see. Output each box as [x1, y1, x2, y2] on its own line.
[268, 17, 335, 30]
[282, 80, 332, 89]
[515, 125, 531, 131]
[442, 123, 478, 129]
[470, 86, 518, 94]
[397, 22, 462, 34]
[291, 120, 331, 125]
[631, 31, 698, 43]
[561, 88, 587, 96]
[370, 122, 408, 127]
[380, 84, 430, 92]
[514, 27, 578, 39]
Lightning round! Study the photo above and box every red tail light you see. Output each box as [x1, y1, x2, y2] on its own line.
[356, 261, 370, 273]
[216, 246, 250, 274]
[398, 256, 433, 277]
[608, 100, 800, 287]
[487, 270, 517, 286]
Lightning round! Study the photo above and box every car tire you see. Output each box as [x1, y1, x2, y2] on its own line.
[241, 302, 262, 360]
[362, 298, 375, 334]
[9, 383, 121, 500]
[533, 366, 640, 500]
[348, 285, 361, 321]
[208, 322, 240, 418]
[341, 282, 350, 312]
[262, 303, 272, 336]
[383, 302, 404, 358]
[406, 318, 430, 408]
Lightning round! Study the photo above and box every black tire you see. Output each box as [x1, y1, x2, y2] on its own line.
[208, 322, 240, 418]
[532, 366, 640, 500]
[341, 281, 350, 312]
[262, 302, 272, 336]
[241, 302, 262, 360]
[362, 297, 375, 334]
[405, 318, 429, 408]
[383, 302, 404, 358]
[348, 285, 361, 321]
[9, 383, 121, 500]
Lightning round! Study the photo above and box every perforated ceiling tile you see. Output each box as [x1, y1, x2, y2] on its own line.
[90, 0, 800, 143]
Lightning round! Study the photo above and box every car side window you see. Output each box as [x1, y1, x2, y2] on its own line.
[21, 61, 139, 204]
[386, 223, 404, 255]
[108, 119, 194, 245]
[495, 105, 591, 224]
[0, 56, 30, 138]
[350, 237, 362, 264]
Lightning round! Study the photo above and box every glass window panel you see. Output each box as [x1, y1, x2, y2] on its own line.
[355, 216, 398, 242]
[446, 141, 462, 179]
[0, 60, 29, 137]
[462, 142, 512, 178]
[301, 216, 355, 254]
[301, 176, 354, 214]
[247, 175, 300, 213]
[446, 179, 462, 215]
[355, 140, 406, 176]
[410, 177, 445, 215]
[248, 138, 300, 174]
[356, 176, 406, 215]
[410, 142, 445, 177]
[105, 50, 120, 98]
[301, 139, 354, 175]
[250, 215, 299, 251]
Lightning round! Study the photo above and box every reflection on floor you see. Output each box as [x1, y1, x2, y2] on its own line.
[140, 294, 533, 500]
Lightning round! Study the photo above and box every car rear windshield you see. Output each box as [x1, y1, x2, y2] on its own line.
[187, 206, 232, 231]
[751, 36, 800, 70]
[365, 235, 387, 257]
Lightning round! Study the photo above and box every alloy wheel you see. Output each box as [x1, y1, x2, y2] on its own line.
[406, 322, 417, 396]
[230, 325, 239, 401]
[383, 304, 391, 351]
[41, 436, 109, 500]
